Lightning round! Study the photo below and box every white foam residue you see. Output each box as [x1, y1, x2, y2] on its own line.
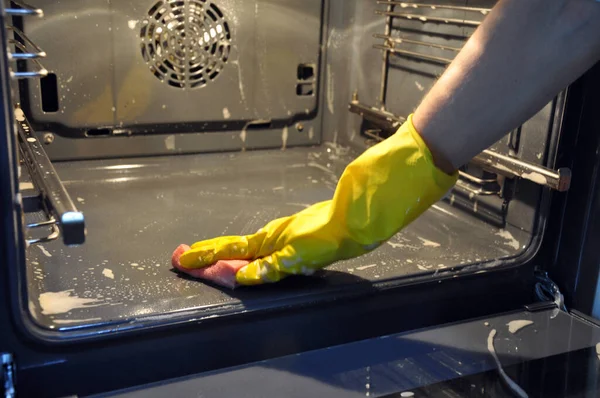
[507, 320, 534, 334]
[102, 268, 115, 279]
[326, 64, 335, 115]
[521, 172, 547, 185]
[308, 126, 315, 140]
[222, 107, 231, 119]
[281, 126, 288, 150]
[38, 245, 52, 257]
[418, 237, 440, 248]
[240, 125, 248, 144]
[496, 229, 520, 250]
[387, 241, 404, 249]
[76, 197, 85, 203]
[14, 108, 25, 121]
[127, 20, 138, 30]
[39, 290, 105, 315]
[417, 264, 428, 271]
[164, 135, 175, 151]
[414, 81, 424, 91]
[231, 60, 247, 104]
[356, 264, 377, 271]
[19, 182, 34, 190]
[400, 393, 415, 398]
[54, 317, 102, 325]
[487, 329, 529, 397]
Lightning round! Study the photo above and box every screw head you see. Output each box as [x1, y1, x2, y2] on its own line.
[43, 133, 54, 145]
[296, 123, 304, 132]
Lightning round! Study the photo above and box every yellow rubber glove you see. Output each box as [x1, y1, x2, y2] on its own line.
[179, 115, 458, 285]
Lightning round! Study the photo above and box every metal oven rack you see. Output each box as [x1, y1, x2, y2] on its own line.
[349, 0, 571, 226]
[4, 1, 85, 245]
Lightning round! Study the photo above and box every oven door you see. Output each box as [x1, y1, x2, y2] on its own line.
[91, 307, 600, 398]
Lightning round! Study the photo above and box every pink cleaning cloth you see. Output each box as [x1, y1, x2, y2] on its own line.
[171, 244, 250, 290]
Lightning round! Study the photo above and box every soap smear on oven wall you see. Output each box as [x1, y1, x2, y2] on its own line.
[39, 290, 105, 315]
[281, 126, 288, 150]
[496, 229, 520, 250]
[38, 245, 52, 257]
[222, 107, 231, 119]
[164, 135, 175, 151]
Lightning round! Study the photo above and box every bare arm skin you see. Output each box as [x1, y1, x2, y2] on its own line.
[414, 0, 600, 174]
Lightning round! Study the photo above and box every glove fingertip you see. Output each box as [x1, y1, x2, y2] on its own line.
[172, 244, 192, 269]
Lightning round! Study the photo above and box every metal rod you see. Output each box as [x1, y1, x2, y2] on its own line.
[8, 40, 45, 59]
[455, 180, 499, 196]
[27, 224, 60, 245]
[27, 217, 57, 229]
[4, 0, 43, 17]
[10, 61, 48, 78]
[376, 1, 490, 14]
[379, 2, 395, 109]
[472, 150, 571, 192]
[374, 44, 452, 65]
[348, 101, 405, 130]
[375, 10, 482, 27]
[17, 113, 86, 245]
[7, 25, 47, 59]
[458, 171, 497, 185]
[374, 34, 461, 52]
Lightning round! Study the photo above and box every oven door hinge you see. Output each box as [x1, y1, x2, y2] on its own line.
[1, 353, 15, 398]
[533, 270, 567, 312]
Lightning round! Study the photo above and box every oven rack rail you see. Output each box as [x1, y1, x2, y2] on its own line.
[16, 109, 86, 246]
[4, 0, 47, 79]
[349, 99, 571, 192]
[348, 98, 571, 196]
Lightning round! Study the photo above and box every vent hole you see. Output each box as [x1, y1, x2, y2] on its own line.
[85, 129, 111, 137]
[40, 73, 59, 113]
[296, 83, 314, 96]
[297, 64, 315, 81]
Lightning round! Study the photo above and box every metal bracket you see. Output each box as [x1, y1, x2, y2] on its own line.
[1, 353, 15, 398]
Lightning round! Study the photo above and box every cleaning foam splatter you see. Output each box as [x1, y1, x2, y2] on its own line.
[102, 268, 115, 279]
[39, 290, 105, 315]
[38, 245, 52, 257]
[418, 237, 441, 248]
[487, 329, 528, 397]
[496, 230, 520, 250]
[507, 320, 534, 334]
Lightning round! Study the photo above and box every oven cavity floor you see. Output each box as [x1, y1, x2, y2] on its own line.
[24, 145, 529, 330]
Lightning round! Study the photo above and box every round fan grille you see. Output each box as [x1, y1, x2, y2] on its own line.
[140, 0, 231, 89]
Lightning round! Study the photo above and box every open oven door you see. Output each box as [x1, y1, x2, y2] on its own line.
[91, 306, 600, 398]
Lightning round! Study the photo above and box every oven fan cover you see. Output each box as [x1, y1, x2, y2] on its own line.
[140, 0, 232, 89]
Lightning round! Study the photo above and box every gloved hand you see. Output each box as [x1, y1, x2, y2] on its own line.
[178, 115, 457, 286]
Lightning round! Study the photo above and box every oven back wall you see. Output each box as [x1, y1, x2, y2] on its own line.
[20, 0, 322, 135]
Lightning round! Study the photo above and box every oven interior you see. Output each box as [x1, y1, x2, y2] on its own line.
[6, 0, 571, 336]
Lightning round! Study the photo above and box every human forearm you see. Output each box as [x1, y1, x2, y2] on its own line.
[414, 0, 600, 173]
